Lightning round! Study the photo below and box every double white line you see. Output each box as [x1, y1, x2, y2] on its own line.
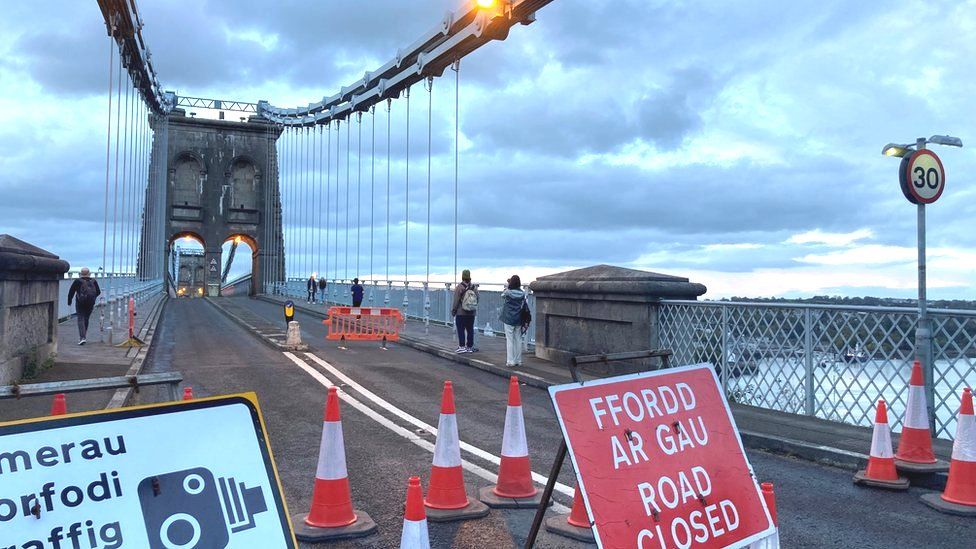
[282, 351, 573, 513]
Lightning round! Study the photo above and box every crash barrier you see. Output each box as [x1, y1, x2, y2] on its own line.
[323, 306, 404, 346]
[0, 372, 185, 403]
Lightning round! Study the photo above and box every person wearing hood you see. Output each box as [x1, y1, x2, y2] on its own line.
[306, 273, 317, 303]
[500, 275, 527, 367]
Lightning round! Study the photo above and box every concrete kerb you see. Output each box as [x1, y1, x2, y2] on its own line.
[106, 295, 168, 408]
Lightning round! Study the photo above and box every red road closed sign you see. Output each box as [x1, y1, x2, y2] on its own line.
[549, 363, 774, 548]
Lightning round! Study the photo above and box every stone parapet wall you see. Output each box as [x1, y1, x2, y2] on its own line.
[0, 235, 70, 383]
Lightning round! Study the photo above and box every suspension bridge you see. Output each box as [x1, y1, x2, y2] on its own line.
[0, 1, 973, 547]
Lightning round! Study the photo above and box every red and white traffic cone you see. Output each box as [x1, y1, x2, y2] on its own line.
[544, 485, 594, 543]
[747, 482, 781, 549]
[50, 393, 67, 416]
[480, 376, 543, 508]
[181, 387, 194, 401]
[399, 476, 431, 549]
[854, 399, 909, 490]
[921, 387, 976, 516]
[425, 381, 489, 522]
[895, 361, 948, 473]
[291, 386, 377, 541]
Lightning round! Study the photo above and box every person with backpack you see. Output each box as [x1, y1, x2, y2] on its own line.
[451, 269, 479, 353]
[318, 277, 328, 303]
[67, 267, 101, 345]
[500, 275, 529, 367]
[351, 278, 365, 307]
[306, 273, 317, 303]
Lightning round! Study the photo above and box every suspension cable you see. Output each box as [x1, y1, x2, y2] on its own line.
[303, 126, 309, 279]
[357, 111, 362, 278]
[102, 22, 116, 283]
[386, 99, 391, 284]
[334, 120, 340, 283]
[119, 84, 131, 280]
[453, 60, 460, 283]
[425, 76, 433, 286]
[326, 121, 331, 287]
[345, 118, 351, 281]
[318, 124, 324, 278]
[405, 86, 411, 284]
[370, 105, 376, 285]
[109, 54, 124, 331]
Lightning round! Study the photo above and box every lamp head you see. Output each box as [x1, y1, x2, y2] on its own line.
[929, 134, 963, 148]
[882, 143, 912, 158]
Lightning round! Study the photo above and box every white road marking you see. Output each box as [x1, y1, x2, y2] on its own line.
[281, 352, 570, 514]
[303, 352, 576, 499]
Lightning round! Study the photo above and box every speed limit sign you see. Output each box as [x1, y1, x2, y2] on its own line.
[899, 149, 945, 204]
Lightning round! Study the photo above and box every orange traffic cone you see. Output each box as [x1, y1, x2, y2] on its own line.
[921, 387, 976, 516]
[544, 485, 594, 542]
[399, 476, 431, 549]
[854, 399, 909, 490]
[425, 381, 489, 522]
[751, 482, 781, 548]
[50, 394, 67, 416]
[895, 361, 948, 473]
[291, 387, 377, 541]
[182, 387, 194, 401]
[480, 376, 543, 508]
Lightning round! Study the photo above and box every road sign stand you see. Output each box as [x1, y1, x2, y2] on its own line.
[524, 349, 673, 548]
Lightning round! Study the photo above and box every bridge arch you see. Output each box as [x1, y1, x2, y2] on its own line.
[167, 232, 206, 297]
[221, 233, 260, 296]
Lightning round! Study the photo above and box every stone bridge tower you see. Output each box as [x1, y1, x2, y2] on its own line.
[141, 110, 283, 295]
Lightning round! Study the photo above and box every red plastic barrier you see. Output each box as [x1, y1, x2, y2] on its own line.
[323, 307, 404, 342]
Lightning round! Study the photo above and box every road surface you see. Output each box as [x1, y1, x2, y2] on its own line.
[138, 297, 970, 548]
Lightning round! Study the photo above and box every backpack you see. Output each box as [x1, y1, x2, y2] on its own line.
[461, 285, 478, 312]
[519, 297, 532, 333]
[77, 278, 98, 307]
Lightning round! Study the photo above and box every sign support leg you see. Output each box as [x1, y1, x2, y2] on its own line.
[524, 440, 566, 549]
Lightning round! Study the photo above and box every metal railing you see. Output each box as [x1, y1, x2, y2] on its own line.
[658, 300, 976, 440]
[264, 278, 536, 345]
[58, 276, 164, 320]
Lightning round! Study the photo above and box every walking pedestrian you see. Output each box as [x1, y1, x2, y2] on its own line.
[351, 277, 364, 307]
[451, 269, 479, 353]
[67, 267, 100, 345]
[501, 275, 527, 367]
[318, 277, 328, 303]
[306, 273, 317, 303]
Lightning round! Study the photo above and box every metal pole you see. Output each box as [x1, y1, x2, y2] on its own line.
[804, 308, 815, 416]
[915, 138, 936, 432]
[525, 441, 567, 549]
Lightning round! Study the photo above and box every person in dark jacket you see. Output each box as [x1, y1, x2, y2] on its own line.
[67, 267, 101, 345]
[351, 278, 364, 307]
[318, 277, 328, 303]
[451, 269, 479, 353]
[500, 275, 526, 367]
[306, 273, 317, 303]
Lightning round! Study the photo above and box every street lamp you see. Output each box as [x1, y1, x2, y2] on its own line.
[882, 133, 963, 431]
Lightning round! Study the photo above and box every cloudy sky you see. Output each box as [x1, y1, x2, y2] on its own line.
[1, 0, 974, 298]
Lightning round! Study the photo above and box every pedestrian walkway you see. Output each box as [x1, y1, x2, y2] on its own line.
[259, 294, 954, 476]
[0, 292, 167, 422]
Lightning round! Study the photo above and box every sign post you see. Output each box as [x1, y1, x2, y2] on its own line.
[0, 394, 297, 548]
[898, 140, 946, 431]
[548, 364, 774, 548]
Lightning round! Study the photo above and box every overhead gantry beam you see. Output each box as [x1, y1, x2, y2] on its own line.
[259, 0, 556, 126]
